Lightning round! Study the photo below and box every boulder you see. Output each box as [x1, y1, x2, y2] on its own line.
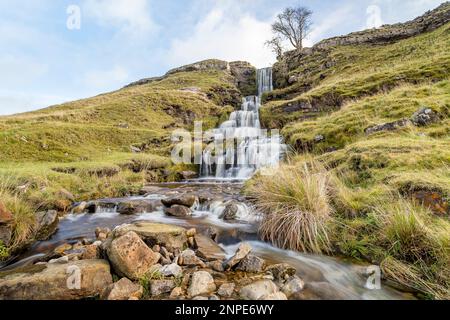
[101, 278, 143, 300]
[178, 249, 206, 268]
[219, 201, 239, 221]
[236, 254, 266, 273]
[117, 200, 157, 215]
[164, 205, 192, 217]
[0, 260, 112, 300]
[35, 210, 59, 241]
[162, 195, 197, 208]
[195, 235, 226, 261]
[150, 279, 176, 296]
[217, 283, 235, 298]
[266, 263, 296, 281]
[160, 263, 183, 277]
[106, 231, 161, 280]
[113, 222, 188, 252]
[224, 243, 252, 270]
[281, 276, 305, 297]
[411, 107, 440, 127]
[188, 271, 216, 297]
[239, 280, 279, 300]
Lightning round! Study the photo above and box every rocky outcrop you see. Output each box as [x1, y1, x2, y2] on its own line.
[410, 107, 441, 126]
[229, 61, 257, 96]
[365, 119, 410, 135]
[0, 260, 112, 300]
[116, 199, 158, 215]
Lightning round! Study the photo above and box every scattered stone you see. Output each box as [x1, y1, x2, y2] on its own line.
[266, 263, 296, 281]
[236, 254, 266, 273]
[164, 205, 192, 217]
[160, 246, 170, 259]
[204, 226, 219, 242]
[365, 119, 410, 135]
[117, 200, 156, 215]
[239, 280, 279, 300]
[106, 231, 161, 280]
[218, 283, 235, 298]
[150, 280, 176, 296]
[162, 195, 197, 208]
[195, 235, 226, 262]
[170, 287, 183, 299]
[101, 278, 143, 300]
[35, 210, 59, 241]
[160, 263, 183, 277]
[81, 244, 100, 260]
[95, 227, 111, 241]
[207, 260, 225, 272]
[179, 249, 206, 268]
[0, 260, 112, 300]
[411, 107, 440, 127]
[281, 276, 305, 297]
[152, 244, 161, 253]
[188, 271, 216, 297]
[224, 243, 252, 270]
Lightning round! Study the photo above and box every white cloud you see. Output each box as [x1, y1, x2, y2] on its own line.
[83, 65, 129, 89]
[0, 91, 73, 115]
[167, 4, 275, 69]
[83, 0, 158, 36]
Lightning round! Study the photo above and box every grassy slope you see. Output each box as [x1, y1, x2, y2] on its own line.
[0, 68, 240, 256]
[255, 22, 450, 298]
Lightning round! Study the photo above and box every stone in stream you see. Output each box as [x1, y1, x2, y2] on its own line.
[117, 199, 157, 215]
[239, 280, 280, 300]
[266, 263, 297, 281]
[161, 195, 197, 208]
[101, 277, 144, 300]
[188, 271, 216, 297]
[281, 276, 305, 297]
[35, 210, 59, 241]
[194, 234, 226, 262]
[219, 201, 239, 221]
[0, 260, 112, 300]
[150, 279, 176, 296]
[178, 249, 206, 268]
[164, 205, 192, 217]
[235, 254, 266, 273]
[95, 227, 111, 241]
[224, 242, 252, 270]
[113, 222, 188, 252]
[106, 231, 161, 280]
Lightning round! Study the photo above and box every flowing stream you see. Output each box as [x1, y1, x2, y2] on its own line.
[0, 68, 416, 300]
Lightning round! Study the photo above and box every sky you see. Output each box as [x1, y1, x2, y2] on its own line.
[0, 0, 445, 115]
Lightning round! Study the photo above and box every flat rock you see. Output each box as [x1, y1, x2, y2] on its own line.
[195, 235, 226, 262]
[224, 243, 252, 270]
[179, 249, 206, 268]
[160, 263, 183, 277]
[101, 278, 143, 300]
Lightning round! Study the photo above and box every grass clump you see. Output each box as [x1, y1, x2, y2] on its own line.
[0, 241, 9, 261]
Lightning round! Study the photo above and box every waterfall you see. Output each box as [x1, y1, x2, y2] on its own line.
[200, 67, 286, 180]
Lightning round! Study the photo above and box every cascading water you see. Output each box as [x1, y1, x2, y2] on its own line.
[200, 68, 286, 180]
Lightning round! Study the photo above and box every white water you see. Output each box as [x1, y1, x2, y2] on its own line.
[200, 68, 286, 180]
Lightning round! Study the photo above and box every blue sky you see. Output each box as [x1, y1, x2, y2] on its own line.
[0, 0, 445, 115]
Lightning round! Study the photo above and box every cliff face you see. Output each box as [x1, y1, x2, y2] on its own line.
[273, 2, 450, 89]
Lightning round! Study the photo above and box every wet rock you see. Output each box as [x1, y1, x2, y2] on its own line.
[195, 235, 226, 262]
[188, 271, 216, 297]
[411, 107, 440, 127]
[218, 283, 235, 298]
[224, 243, 252, 270]
[150, 280, 176, 296]
[95, 227, 111, 241]
[239, 280, 279, 300]
[266, 263, 296, 281]
[162, 195, 197, 208]
[106, 231, 161, 280]
[236, 254, 266, 273]
[101, 278, 143, 300]
[113, 222, 187, 252]
[49, 256, 69, 264]
[219, 201, 239, 221]
[179, 249, 206, 268]
[117, 200, 157, 215]
[281, 276, 305, 297]
[164, 205, 192, 217]
[187, 236, 195, 248]
[160, 263, 183, 277]
[72, 202, 87, 214]
[35, 210, 59, 241]
[0, 260, 112, 300]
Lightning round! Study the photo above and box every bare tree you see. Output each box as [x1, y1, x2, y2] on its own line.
[271, 6, 313, 50]
[265, 37, 284, 59]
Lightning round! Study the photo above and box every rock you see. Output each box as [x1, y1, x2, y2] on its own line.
[95, 227, 111, 241]
[187, 236, 195, 248]
[35, 210, 59, 241]
[192, 296, 209, 300]
[266, 263, 296, 281]
[219, 201, 239, 221]
[180, 171, 198, 180]
[261, 292, 288, 300]
[188, 271, 216, 297]
[288, 75, 298, 84]
[170, 287, 183, 299]
[164, 205, 192, 217]
[195, 235, 226, 262]
[411, 107, 440, 127]
[160, 246, 170, 259]
[101, 278, 143, 300]
[0, 226, 12, 247]
[81, 244, 100, 260]
[160, 263, 183, 277]
[281, 276, 305, 297]
[113, 222, 187, 252]
[365, 119, 410, 135]
[0, 260, 112, 300]
[106, 231, 161, 280]
[186, 228, 197, 237]
[205, 226, 219, 242]
[179, 249, 206, 268]
[207, 260, 225, 272]
[49, 256, 69, 264]
[117, 200, 157, 215]
[218, 283, 235, 298]
[162, 195, 197, 208]
[54, 243, 73, 255]
[150, 280, 176, 296]
[314, 134, 325, 142]
[224, 243, 252, 270]
[239, 280, 279, 300]
[72, 202, 87, 214]
[57, 188, 75, 202]
[0, 202, 13, 225]
[236, 254, 266, 273]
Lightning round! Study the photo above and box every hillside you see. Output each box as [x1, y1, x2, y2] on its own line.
[248, 3, 450, 299]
